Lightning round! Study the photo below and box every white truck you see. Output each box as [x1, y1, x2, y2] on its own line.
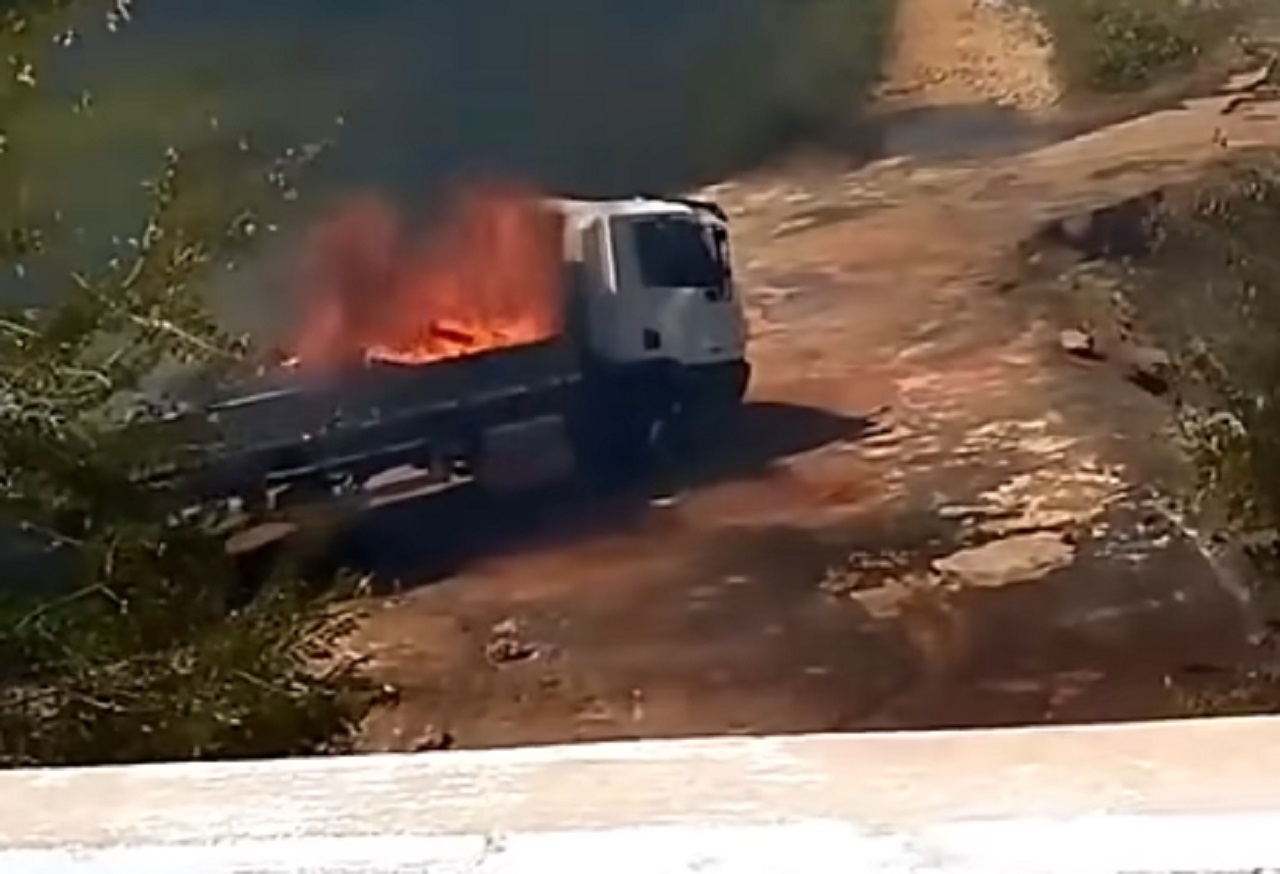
[173, 194, 752, 508]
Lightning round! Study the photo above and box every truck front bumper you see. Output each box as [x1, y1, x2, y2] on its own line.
[676, 358, 751, 407]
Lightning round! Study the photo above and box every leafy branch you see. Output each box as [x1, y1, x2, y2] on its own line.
[0, 0, 378, 768]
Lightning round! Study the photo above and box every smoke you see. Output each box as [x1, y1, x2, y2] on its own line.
[8, 0, 894, 325]
[124, 0, 893, 196]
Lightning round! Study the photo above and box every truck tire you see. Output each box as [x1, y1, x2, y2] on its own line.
[569, 363, 669, 486]
[666, 373, 747, 456]
[570, 400, 662, 487]
[603, 411, 660, 482]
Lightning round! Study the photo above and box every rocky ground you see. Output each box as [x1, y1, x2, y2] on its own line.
[349, 1, 1280, 751]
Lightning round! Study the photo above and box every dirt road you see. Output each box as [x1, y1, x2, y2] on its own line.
[353, 6, 1280, 751]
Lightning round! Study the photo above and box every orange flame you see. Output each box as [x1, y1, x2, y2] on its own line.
[289, 181, 564, 370]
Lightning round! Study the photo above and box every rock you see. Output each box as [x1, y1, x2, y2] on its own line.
[1218, 62, 1274, 116]
[1220, 95, 1250, 117]
[1222, 63, 1273, 96]
[411, 728, 456, 752]
[1059, 328, 1099, 359]
[1057, 214, 1094, 245]
[485, 618, 538, 665]
[933, 532, 1075, 589]
[1119, 344, 1174, 396]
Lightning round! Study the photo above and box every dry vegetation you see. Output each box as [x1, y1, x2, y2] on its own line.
[1025, 150, 1280, 714]
[0, 1, 380, 768]
[1031, 0, 1255, 93]
[1156, 157, 1280, 712]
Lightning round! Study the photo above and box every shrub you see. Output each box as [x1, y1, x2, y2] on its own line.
[1031, 0, 1251, 92]
[0, 0, 379, 767]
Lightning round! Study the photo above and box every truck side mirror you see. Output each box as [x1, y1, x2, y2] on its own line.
[713, 227, 732, 280]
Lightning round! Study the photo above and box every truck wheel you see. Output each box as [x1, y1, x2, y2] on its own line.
[666, 393, 742, 457]
[611, 412, 658, 476]
[575, 409, 659, 486]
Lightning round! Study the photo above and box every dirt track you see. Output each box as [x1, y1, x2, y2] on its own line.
[353, 3, 1280, 751]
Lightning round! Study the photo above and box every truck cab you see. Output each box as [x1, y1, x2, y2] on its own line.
[552, 195, 751, 412]
[548, 195, 751, 468]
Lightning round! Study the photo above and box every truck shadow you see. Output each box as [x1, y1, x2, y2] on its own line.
[327, 400, 879, 591]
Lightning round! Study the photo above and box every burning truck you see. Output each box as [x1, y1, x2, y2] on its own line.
[165, 184, 752, 519]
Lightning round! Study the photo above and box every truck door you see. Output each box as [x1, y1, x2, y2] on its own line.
[610, 214, 747, 368]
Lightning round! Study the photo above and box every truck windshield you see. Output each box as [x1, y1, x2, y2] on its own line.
[630, 217, 725, 289]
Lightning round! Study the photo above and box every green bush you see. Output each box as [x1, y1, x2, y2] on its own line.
[1031, 0, 1250, 92]
[0, 1, 378, 768]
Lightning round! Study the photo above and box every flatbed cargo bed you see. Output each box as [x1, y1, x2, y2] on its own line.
[178, 338, 582, 499]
